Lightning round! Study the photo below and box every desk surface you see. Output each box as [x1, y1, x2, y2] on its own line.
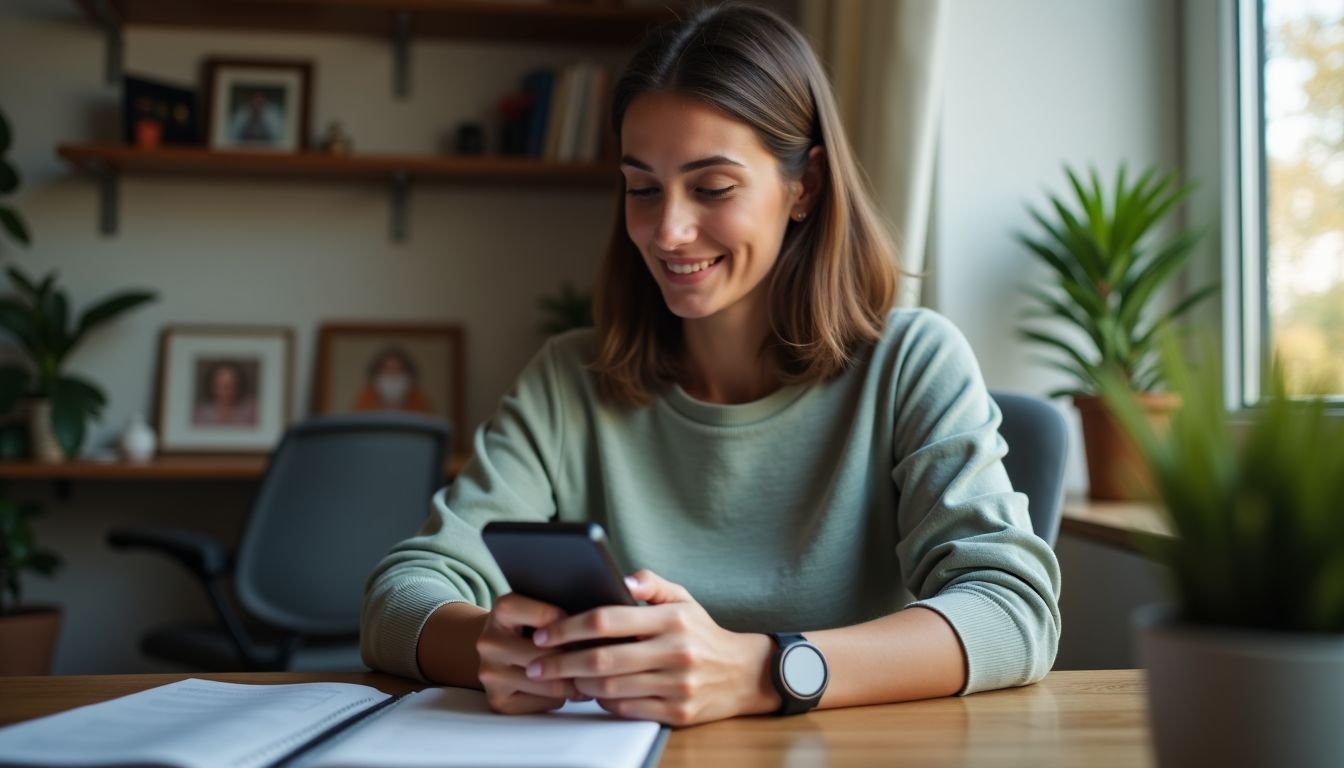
[0, 669, 1151, 767]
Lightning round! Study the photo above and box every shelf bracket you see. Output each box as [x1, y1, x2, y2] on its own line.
[88, 0, 124, 85]
[390, 171, 409, 242]
[97, 166, 119, 236]
[392, 11, 412, 99]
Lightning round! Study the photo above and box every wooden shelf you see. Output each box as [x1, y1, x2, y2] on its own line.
[75, 0, 675, 45]
[0, 450, 469, 481]
[57, 144, 618, 239]
[57, 144, 619, 185]
[1060, 497, 1171, 555]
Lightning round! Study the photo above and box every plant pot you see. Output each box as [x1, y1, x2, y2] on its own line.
[26, 398, 65, 464]
[0, 604, 62, 675]
[1074, 392, 1177, 500]
[1135, 604, 1344, 768]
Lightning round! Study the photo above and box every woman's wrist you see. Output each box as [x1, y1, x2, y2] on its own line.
[735, 632, 782, 716]
[417, 601, 490, 688]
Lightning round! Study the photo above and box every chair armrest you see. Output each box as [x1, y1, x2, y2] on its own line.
[107, 526, 233, 582]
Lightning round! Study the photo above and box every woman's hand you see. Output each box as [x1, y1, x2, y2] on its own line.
[524, 569, 780, 726]
[476, 592, 583, 714]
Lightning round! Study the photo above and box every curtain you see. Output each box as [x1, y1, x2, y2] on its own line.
[799, 0, 948, 308]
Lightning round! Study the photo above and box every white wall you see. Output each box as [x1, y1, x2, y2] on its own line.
[934, 0, 1182, 494]
[0, 1, 624, 673]
[934, 0, 1183, 669]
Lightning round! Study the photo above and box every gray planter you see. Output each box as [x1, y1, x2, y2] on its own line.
[1136, 604, 1344, 768]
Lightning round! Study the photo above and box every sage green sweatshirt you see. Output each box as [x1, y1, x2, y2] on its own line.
[360, 309, 1061, 694]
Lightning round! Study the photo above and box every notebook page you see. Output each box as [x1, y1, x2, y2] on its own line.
[306, 687, 662, 768]
[0, 678, 389, 768]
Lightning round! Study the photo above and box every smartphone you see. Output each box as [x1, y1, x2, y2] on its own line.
[481, 521, 639, 621]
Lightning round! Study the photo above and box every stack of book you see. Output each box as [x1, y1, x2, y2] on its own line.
[512, 62, 611, 162]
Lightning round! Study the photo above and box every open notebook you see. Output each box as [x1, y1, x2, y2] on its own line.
[0, 679, 666, 768]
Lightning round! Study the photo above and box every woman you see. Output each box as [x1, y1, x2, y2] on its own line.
[362, 3, 1059, 726]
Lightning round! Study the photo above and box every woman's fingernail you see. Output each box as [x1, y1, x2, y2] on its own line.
[526, 661, 542, 679]
[533, 628, 549, 645]
[624, 576, 639, 590]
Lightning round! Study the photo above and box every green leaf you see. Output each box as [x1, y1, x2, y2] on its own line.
[1019, 328, 1099, 381]
[5, 267, 40, 300]
[0, 110, 11, 153]
[0, 207, 29, 247]
[75, 290, 157, 341]
[49, 378, 99, 457]
[0, 160, 17, 195]
[0, 365, 31, 414]
[0, 297, 39, 357]
[54, 374, 106, 414]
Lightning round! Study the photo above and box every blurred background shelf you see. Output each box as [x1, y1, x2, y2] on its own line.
[0, 450, 468, 481]
[73, 0, 675, 45]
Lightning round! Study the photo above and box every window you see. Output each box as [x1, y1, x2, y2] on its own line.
[1233, 0, 1344, 404]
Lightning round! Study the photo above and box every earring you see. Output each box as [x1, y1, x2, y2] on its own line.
[794, 211, 808, 222]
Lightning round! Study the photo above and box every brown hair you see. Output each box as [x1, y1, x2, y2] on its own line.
[592, 2, 899, 405]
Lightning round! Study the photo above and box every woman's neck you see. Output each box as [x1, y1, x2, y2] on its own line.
[680, 300, 781, 404]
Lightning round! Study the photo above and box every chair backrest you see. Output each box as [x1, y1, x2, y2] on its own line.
[990, 391, 1068, 547]
[234, 412, 450, 635]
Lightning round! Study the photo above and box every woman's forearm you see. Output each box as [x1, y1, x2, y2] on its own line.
[417, 601, 491, 688]
[809, 606, 967, 708]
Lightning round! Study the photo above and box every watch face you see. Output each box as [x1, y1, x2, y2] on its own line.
[780, 643, 827, 698]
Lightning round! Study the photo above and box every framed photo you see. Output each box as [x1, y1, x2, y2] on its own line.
[156, 326, 294, 453]
[315, 323, 465, 451]
[204, 57, 313, 152]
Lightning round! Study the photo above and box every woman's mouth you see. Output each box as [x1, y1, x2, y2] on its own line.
[662, 255, 725, 283]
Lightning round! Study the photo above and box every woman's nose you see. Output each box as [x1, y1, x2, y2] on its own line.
[653, 198, 696, 251]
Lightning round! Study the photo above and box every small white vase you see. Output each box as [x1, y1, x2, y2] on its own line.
[120, 412, 157, 463]
[27, 399, 65, 464]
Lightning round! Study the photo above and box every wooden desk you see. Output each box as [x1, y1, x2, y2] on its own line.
[0, 669, 1152, 767]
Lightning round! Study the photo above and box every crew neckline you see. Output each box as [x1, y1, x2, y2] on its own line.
[661, 381, 808, 427]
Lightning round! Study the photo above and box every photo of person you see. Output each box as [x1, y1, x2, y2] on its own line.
[205, 58, 312, 152]
[192, 358, 260, 427]
[226, 85, 286, 145]
[315, 323, 464, 451]
[352, 346, 434, 413]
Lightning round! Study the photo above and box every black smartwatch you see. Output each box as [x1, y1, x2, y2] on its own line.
[767, 632, 828, 715]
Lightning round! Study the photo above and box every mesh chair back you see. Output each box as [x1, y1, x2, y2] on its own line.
[234, 413, 449, 635]
[991, 391, 1068, 547]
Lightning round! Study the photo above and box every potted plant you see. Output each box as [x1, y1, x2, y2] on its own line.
[1018, 164, 1218, 499]
[1101, 350, 1344, 767]
[0, 267, 157, 462]
[0, 490, 61, 674]
[0, 109, 29, 250]
[537, 281, 593, 336]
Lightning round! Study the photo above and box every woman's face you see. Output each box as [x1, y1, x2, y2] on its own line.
[620, 91, 803, 323]
[211, 366, 239, 405]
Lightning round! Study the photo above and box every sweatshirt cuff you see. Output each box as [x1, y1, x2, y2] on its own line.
[362, 576, 465, 682]
[909, 588, 1031, 695]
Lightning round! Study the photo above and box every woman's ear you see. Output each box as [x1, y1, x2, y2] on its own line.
[793, 145, 827, 216]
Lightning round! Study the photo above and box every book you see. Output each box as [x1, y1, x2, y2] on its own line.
[0, 679, 666, 768]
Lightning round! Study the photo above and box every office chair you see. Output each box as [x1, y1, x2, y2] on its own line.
[108, 412, 450, 671]
[989, 390, 1069, 547]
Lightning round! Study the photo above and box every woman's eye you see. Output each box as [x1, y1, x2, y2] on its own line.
[626, 187, 659, 198]
[699, 186, 736, 198]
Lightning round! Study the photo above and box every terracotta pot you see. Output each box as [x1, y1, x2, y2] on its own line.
[1136, 605, 1344, 768]
[1074, 392, 1178, 501]
[26, 399, 65, 464]
[0, 605, 62, 675]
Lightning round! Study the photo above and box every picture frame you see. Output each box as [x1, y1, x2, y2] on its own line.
[203, 57, 313, 152]
[156, 326, 294, 453]
[315, 323, 465, 451]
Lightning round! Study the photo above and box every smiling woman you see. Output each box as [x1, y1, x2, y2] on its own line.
[361, 1, 1061, 728]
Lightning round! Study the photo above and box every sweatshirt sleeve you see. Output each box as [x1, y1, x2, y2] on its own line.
[891, 312, 1062, 694]
[359, 336, 571, 680]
